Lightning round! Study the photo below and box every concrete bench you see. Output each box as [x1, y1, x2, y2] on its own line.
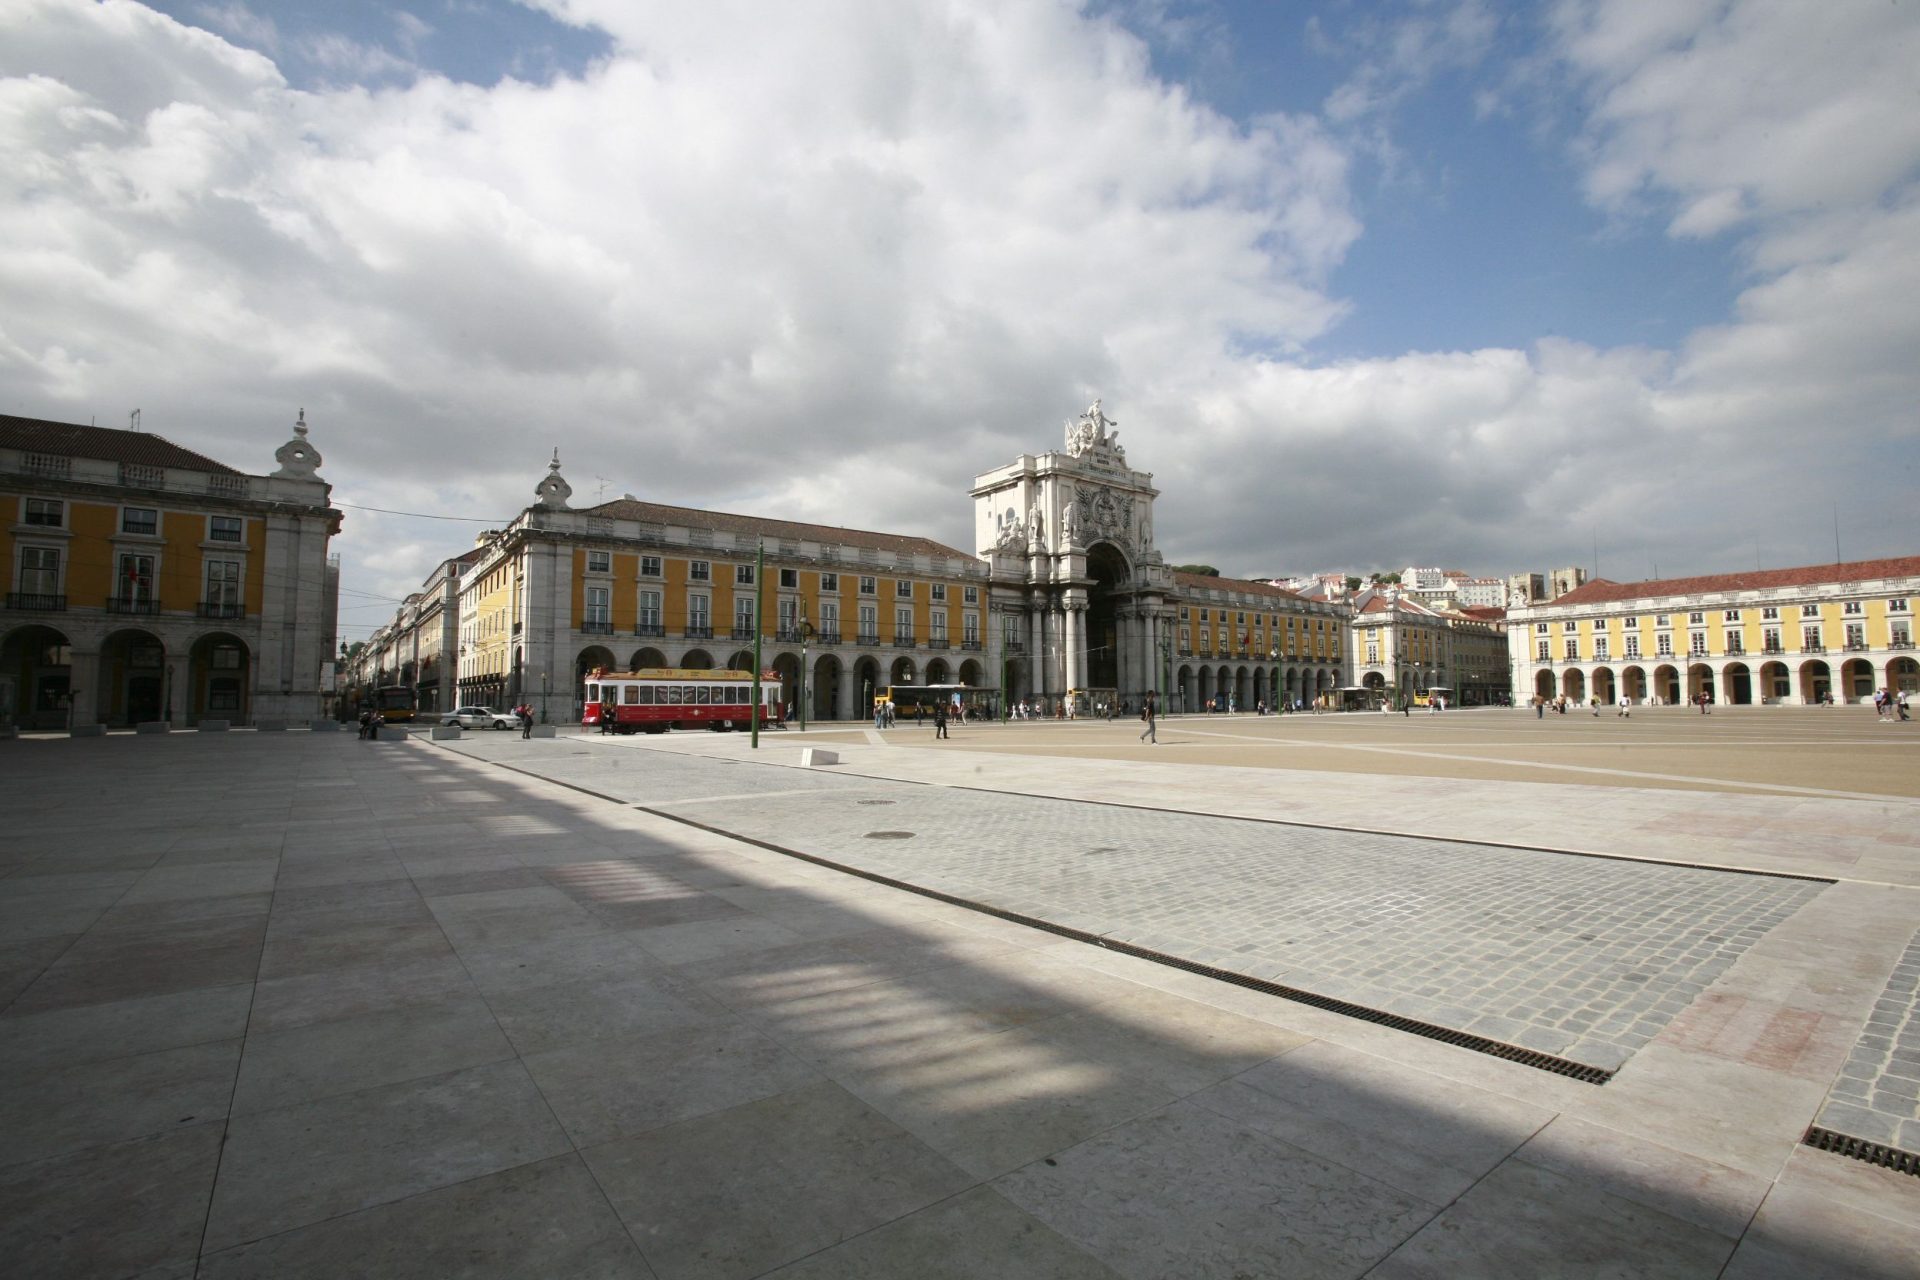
[136, 721, 171, 734]
[198, 720, 230, 732]
[800, 747, 841, 767]
[531, 725, 557, 739]
[432, 725, 463, 740]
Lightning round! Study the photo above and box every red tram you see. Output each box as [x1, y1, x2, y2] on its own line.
[583, 668, 784, 733]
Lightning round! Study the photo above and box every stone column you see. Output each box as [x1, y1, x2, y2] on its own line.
[1029, 599, 1046, 699]
[69, 648, 101, 729]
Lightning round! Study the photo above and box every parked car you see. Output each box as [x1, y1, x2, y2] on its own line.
[441, 706, 517, 730]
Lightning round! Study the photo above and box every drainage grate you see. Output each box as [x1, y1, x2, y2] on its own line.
[1803, 1126, 1920, 1178]
[857, 799, 896, 806]
[864, 830, 915, 840]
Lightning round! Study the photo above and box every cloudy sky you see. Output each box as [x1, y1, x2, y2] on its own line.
[4, 1, 1917, 640]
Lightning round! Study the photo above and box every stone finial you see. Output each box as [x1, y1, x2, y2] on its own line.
[272, 408, 323, 478]
[535, 448, 573, 510]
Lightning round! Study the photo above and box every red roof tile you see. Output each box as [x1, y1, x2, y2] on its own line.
[1550, 557, 1920, 606]
[1171, 571, 1306, 601]
[0, 414, 244, 475]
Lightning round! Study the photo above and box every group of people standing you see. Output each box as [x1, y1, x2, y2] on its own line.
[1875, 688, 1912, 721]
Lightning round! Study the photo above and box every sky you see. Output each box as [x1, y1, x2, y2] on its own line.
[3, 0, 1917, 642]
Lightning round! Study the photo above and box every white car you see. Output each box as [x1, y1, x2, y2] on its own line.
[442, 706, 518, 730]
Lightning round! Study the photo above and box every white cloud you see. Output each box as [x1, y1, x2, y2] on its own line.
[0, 0, 1913, 623]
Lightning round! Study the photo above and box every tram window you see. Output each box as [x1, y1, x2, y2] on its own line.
[695, 686, 711, 705]
[624, 685, 640, 704]
[663, 687, 681, 705]
[585, 683, 599, 703]
[636, 688, 653, 704]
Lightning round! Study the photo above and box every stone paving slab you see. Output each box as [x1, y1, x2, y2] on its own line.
[466, 743, 1823, 1074]
[3, 730, 1918, 1278]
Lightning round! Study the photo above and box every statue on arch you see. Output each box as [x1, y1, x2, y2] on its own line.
[1027, 501, 1045, 548]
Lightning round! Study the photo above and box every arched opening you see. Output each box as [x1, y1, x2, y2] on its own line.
[1084, 541, 1130, 692]
[811, 654, 841, 721]
[1840, 658, 1875, 703]
[1723, 662, 1752, 705]
[1560, 669, 1586, 702]
[1, 624, 73, 729]
[1758, 661, 1790, 703]
[926, 658, 951, 684]
[1653, 664, 1681, 706]
[189, 632, 250, 725]
[1534, 670, 1554, 700]
[1591, 667, 1615, 703]
[1798, 660, 1830, 705]
[853, 656, 882, 716]
[890, 656, 916, 686]
[629, 647, 668, 670]
[727, 649, 756, 673]
[1687, 663, 1715, 703]
[958, 659, 984, 687]
[101, 628, 166, 725]
[1621, 666, 1647, 702]
[771, 653, 801, 714]
[681, 650, 715, 670]
[575, 646, 618, 721]
[1889, 656, 1919, 694]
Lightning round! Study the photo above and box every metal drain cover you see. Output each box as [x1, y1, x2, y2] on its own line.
[865, 830, 915, 840]
[857, 799, 896, 806]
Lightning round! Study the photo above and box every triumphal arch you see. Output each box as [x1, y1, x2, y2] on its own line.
[972, 401, 1176, 709]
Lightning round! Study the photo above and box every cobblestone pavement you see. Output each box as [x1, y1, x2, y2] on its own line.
[478, 743, 1825, 1074]
[1818, 927, 1920, 1152]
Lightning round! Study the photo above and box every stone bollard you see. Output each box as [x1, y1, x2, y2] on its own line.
[800, 747, 841, 767]
[136, 721, 171, 734]
[432, 725, 463, 740]
[199, 720, 231, 732]
[531, 725, 557, 738]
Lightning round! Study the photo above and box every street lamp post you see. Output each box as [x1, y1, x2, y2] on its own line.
[797, 607, 816, 731]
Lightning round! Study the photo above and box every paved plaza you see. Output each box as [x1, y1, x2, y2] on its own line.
[1, 711, 1917, 1277]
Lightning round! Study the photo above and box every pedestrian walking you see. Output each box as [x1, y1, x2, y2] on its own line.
[1618, 694, 1630, 717]
[1900, 690, 1912, 721]
[519, 704, 533, 738]
[358, 707, 372, 739]
[933, 701, 949, 739]
[1535, 696, 1544, 719]
[1138, 692, 1157, 743]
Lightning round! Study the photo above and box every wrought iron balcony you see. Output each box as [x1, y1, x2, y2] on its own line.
[926, 638, 949, 649]
[815, 630, 842, 646]
[634, 622, 665, 638]
[892, 633, 916, 648]
[1762, 644, 1784, 654]
[106, 595, 160, 615]
[197, 601, 244, 619]
[730, 626, 757, 642]
[580, 619, 613, 634]
[1889, 639, 1914, 650]
[683, 625, 713, 640]
[960, 640, 982, 651]
[1802, 643, 1826, 653]
[1003, 641, 1024, 654]
[1843, 641, 1870, 652]
[4, 592, 66, 611]
[855, 632, 880, 646]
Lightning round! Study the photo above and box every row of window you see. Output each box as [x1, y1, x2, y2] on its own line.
[580, 551, 980, 603]
[582, 588, 983, 644]
[19, 499, 246, 543]
[1540, 619, 1912, 661]
[1177, 604, 1333, 630]
[1538, 600, 1909, 635]
[13, 546, 246, 610]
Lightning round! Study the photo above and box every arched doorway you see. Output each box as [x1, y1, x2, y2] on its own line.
[853, 656, 882, 716]
[629, 647, 668, 669]
[771, 653, 801, 713]
[1, 624, 72, 729]
[926, 658, 951, 684]
[728, 649, 756, 673]
[1084, 542, 1130, 691]
[1534, 670, 1554, 701]
[811, 654, 841, 721]
[101, 628, 166, 725]
[1591, 667, 1616, 703]
[575, 645, 618, 720]
[890, 656, 916, 686]
[958, 659, 984, 687]
[1758, 660, 1790, 703]
[1687, 663, 1715, 703]
[1798, 660, 1830, 705]
[1723, 662, 1752, 705]
[1560, 669, 1586, 703]
[1654, 664, 1681, 705]
[681, 649, 714, 670]
[1622, 666, 1647, 702]
[189, 632, 250, 725]
[1890, 656, 1919, 694]
[1840, 659, 1875, 702]
[1175, 663, 1194, 713]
